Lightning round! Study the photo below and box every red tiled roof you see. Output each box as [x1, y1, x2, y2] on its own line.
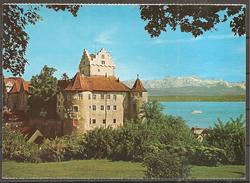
[58, 80, 71, 90]
[64, 72, 91, 91]
[131, 78, 147, 92]
[64, 72, 130, 92]
[4, 77, 30, 94]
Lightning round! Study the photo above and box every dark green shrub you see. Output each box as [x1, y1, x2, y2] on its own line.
[84, 127, 114, 159]
[188, 146, 227, 166]
[204, 116, 245, 165]
[60, 134, 87, 160]
[143, 149, 190, 178]
[39, 138, 66, 162]
[39, 135, 87, 162]
[2, 126, 40, 162]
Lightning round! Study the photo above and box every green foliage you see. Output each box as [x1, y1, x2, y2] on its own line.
[2, 126, 40, 163]
[84, 127, 114, 159]
[141, 100, 164, 122]
[140, 5, 245, 38]
[143, 149, 190, 178]
[110, 113, 197, 162]
[28, 65, 58, 118]
[204, 116, 245, 164]
[188, 146, 227, 166]
[39, 135, 86, 162]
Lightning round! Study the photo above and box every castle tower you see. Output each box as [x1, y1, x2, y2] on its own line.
[79, 48, 116, 77]
[130, 74, 148, 120]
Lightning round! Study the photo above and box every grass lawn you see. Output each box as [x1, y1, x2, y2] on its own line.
[2, 160, 245, 179]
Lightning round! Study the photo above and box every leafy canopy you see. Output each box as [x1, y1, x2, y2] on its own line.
[204, 115, 245, 164]
[140, 5, 245, 38]
[28, 65, 58, 118]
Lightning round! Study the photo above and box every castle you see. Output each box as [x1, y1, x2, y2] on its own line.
[3, 48, 147, 135]
[56, 48, 148, 133]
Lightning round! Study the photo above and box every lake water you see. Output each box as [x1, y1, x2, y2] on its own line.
[160, 102, 245, 128]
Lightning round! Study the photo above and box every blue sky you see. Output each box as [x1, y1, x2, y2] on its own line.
[4, 5, 246, 82]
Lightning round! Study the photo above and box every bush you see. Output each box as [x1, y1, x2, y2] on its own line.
[143, 149, 190, 178]
[188, 146, 227, 166]
[39, 135, 87, 162]
[2, 126, 40, 163]
[204, 116, 245, 165]
[84, 127, 114, 159]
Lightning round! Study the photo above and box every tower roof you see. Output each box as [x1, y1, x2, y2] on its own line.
[131, 77, 147, 92]
[64, 72, 90, 91]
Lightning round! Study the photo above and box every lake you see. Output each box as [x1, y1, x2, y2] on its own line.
[160, 102, 245, 128]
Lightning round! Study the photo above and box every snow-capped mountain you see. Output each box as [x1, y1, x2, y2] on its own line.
[124, 76, 245, 96]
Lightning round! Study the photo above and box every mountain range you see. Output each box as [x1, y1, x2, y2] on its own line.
[124, 76, 246, 96]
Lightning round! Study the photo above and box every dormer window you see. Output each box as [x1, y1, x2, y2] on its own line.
[101, 61, 105, 65]
[101, 55, 105, 59]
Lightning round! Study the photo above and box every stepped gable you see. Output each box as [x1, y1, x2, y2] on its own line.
[4, 77, 30, 94]
[131, 77, 147, 92]
[64, 72, 90, 91]
[64, 73, 130, 92]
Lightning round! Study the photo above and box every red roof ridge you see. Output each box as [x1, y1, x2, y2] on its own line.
[64, 73, 130, 92]
[64, 72, 90, 91]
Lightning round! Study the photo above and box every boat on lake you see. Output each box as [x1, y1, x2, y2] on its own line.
[191, 110, 203, 114]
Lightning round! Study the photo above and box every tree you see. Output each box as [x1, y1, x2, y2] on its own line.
[204, 115, 245, 164]
[141, 100, 164, 122]
[61, 73, 70, 81]
[140, 5, 245, 38]
[3, 5, 81, 76]
[28, 65, 58, 118]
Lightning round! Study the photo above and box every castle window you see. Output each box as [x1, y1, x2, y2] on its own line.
[101, 105, 104, 110]
[58, 101, 61, 106]
[73, 106, 78, 112]
[92, 105, 96, 111]
[58, 109, 60, 112]
[101, 61, 105, 65]
[101, 94, 104, 99]
[89, 106, 91, 109]
[78, 93, 83, 100]
[107, 105, 110, 110]
[106, 94, 110, 99]
[113, 95, 117, 100]
[92, 119, 96, 124]
[101, 55, 105, 59]
[113, 105, 117, 111]
[93, 94, 96, 100]
[89, 118, 91, 124]
[113, 119, 116, 123]
[98, 69, 100, 72]
[103, 119, 106, 124]
[139, 92, 142, 97]
[88, 94, 91, 99]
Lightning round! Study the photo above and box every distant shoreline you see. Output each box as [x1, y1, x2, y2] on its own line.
[149, 95, 246, 102]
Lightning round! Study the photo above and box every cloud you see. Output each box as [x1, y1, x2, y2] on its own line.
[152, 34, 237, 45]
[94, 27, 118, 45]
